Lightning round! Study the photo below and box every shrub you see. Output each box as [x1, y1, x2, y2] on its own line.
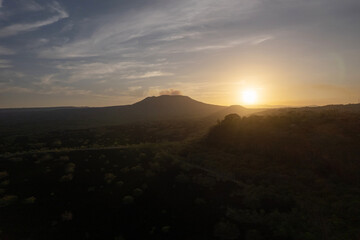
[44, 167, 51, 173]
[122, 195, 134, 204]
[65, 163, 76, 173]
[104, 173, 116, 184]
[133, 188, 143, 197]
[0, 171, 9, 179]
[193, 174, 216, 189]
[131, 165, 144, 172]
[245, 229, 263, 240]
[120, 167, 130, 173]
[195, 198, 207, 205]
[0, 195, 18, 207]
[60, 174, 73, 182]
[41, 154, 53, 162]
[1, 180, 9, 186]
[116, 181, 124, 187]
[145, 170, 155, 177]
[213, 221, 240, 240]
[24, 196, 36, 204]
[59, 156, 69, 161]
[175, 173, 190, 183]
[10, 157, 22, 162]
[61, 211, 73, 221]
[161, 226, 171, 233]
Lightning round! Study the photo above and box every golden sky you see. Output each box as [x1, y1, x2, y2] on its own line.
[0, 0, 360, 107]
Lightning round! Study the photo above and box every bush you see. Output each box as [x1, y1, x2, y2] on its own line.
[0, 195, 18, 207]
[59, 156, 69, 161]
[104, 173, 116, 184]
[122, 195, 134, 204]
[133, 188, 143, 197]
[245, 229, 263, 240]
[213, 221, 240, 240]
[1, 180, 9, 186]
[175, 173, 190, 183]
[161, 226, 171, 233]
[131, 165, 144, 172]
[61, 211, 73, 221]
[24, 196, 36, 204]
[0, 171, 9, 179]
[60, 173, 73, 182]
[65, 163, 76, 173]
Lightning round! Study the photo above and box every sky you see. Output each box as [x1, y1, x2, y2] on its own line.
[0, 0, 360, 108]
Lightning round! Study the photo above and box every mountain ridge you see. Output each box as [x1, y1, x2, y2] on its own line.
[2, 95, 359, 135]
[0, 95, 230, 134]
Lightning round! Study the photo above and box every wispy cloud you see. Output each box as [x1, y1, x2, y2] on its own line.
[53, 61, 172, 84]
[0, 46, 14, 55]
[38, 0, 258, 59]
[33, 74, 56, 86]
[0, 1, 68, 38]
[0, 59, 12, 68]
[126, 71, 173, 79]
[0, 84, 33, 93]
[251, 35, 274, 45]
[186, 35, 274, 52]
[21, 0, 44, 12]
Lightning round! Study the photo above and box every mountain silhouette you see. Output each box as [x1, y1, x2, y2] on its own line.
[129, 95, 225, 119]
[2, 95, 360, 134]
[0, 95, 228, 133]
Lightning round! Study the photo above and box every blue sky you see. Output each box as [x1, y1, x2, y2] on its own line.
[0, 0, 360, 107]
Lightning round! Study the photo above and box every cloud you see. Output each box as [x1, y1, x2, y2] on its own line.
[0, 46, 14, 55]
[251, 35, 274, 45]
[0, 79, 96, 97]
[40, 86, 92, 96]
[0, 85, 33, 93]
[0, 59, 12, 68]
[159, 89, 182, 96]
[20, 0, 44, 12]
[55, 61, 168, 83]
[33, 74, 56, 86]
[126, 71, 173, 79]
[0, 1, 68, 38]
[185, 35, 274, 52]
[0, 0, 3, 8]
[38, 0, 258, 59]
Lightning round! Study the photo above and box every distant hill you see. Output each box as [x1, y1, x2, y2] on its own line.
[127, 95, 225, 120]
[256, 103, 360, 116]
[0, 95, 228, 134]
[206, 105, 263, 121]
[3, 95, 358, 135]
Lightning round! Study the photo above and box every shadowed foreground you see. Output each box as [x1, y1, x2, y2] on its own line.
[1, 108, 360, 239]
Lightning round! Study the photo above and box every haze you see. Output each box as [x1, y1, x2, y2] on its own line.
[0, 0, 360, 108]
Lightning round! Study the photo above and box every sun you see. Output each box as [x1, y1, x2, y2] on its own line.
[241, 89, 258, 105]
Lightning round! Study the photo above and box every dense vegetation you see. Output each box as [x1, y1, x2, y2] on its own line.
[200, 110, 360, 239]
[0, 119, 210, 154]
[1, 107, 360, 239]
